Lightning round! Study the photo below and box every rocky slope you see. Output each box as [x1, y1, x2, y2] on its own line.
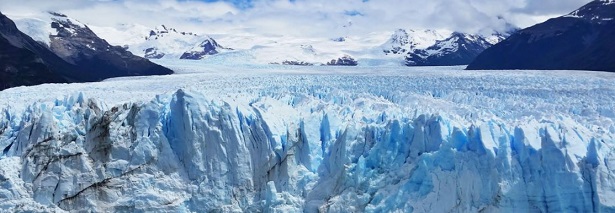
[467, 0, 615, 71]
[0, 11, 75, 90]
[326, 55, 359, 66]
[1, 11, 172, 90]
[43, 12, 173, 80]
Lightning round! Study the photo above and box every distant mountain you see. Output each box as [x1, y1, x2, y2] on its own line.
[86, 20, 519, 67]
[81, 17, 519, 67]
[405, 32, 500, 66]
[467, 0, 615, 71]
[381, 29, 450, 55]
[180, 37, 232, 60]
[327, 55, 358, 66]
[140, 25, 201, 59]
[379, 29, 511, 66]
[1, 11, 172, 90]
[94, 24, 230, 60]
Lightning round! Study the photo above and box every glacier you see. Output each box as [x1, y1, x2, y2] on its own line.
[1, 64, 615, 212]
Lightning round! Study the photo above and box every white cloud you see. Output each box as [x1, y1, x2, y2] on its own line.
[0, 0, 593, 38]
[0, 0, 238, 33]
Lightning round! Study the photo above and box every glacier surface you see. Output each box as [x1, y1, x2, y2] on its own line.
[1, 63, 615, 212]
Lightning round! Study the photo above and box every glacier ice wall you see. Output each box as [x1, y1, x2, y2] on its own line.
[1, 89, 615, 212]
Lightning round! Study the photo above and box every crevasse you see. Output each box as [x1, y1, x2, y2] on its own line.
[0, 89, 614, 213]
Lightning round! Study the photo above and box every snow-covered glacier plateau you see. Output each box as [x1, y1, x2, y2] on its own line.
[1, 62, 615, 212]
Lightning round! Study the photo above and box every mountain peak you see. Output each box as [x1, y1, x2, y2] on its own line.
[404, 30, 499, 66]
[382, 29, 451, 55]
[48, 11, 67, 18]
[600, 0, 615, 4]
[133, 24, 221, 59]
[565, 0, 615, 22]
[147, 24, 198, 41]
[180, 37, 231, 60]
[390, 29, 409, 45]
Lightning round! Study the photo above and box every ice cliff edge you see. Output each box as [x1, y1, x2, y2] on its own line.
[0, 89, 614, 212]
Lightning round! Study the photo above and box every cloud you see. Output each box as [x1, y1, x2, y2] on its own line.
[0, 0, 238, 32]
[214, 0, 592, 36]
[0, 0, 593, 38]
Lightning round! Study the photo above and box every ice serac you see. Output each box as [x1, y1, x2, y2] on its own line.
[1, 89, 615, 212]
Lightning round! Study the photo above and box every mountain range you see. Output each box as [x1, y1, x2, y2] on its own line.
[380, 29, 508, 66]
[5, 11, 515, 70]
[121, 24, 232, 60]
[85, 20, 513, 67]
[3, 0, 613, 91]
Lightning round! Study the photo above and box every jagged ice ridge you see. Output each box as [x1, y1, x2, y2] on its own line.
[1, 65, 615, 212]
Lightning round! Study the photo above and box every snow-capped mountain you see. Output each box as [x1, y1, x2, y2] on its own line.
[379, 29, 510, 66]
[405, 32, 498, 66]
[93, 24, 230, 60]
[198, 35, 365, 66]
[0, 11, 171, 90]
[0, 11, 70, 90]
[93, 24, 504, 67]
[88, 23, 512, 67]
[6, 11, 172, 81]
[180, 37, 231, 60]
[140, 25, 202, 59]
[45, 12, 114, 64]
[381, 29, 451, 55]
[468, 0, 615, 72]
[565, 0, 615, 23]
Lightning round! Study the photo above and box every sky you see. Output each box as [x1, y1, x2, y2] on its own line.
[0, 0, 594, 38]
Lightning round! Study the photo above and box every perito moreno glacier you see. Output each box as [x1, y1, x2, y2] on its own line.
[1, 64, 615, 212]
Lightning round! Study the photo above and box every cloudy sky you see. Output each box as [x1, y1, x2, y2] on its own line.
[0, 0, 593, 37]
